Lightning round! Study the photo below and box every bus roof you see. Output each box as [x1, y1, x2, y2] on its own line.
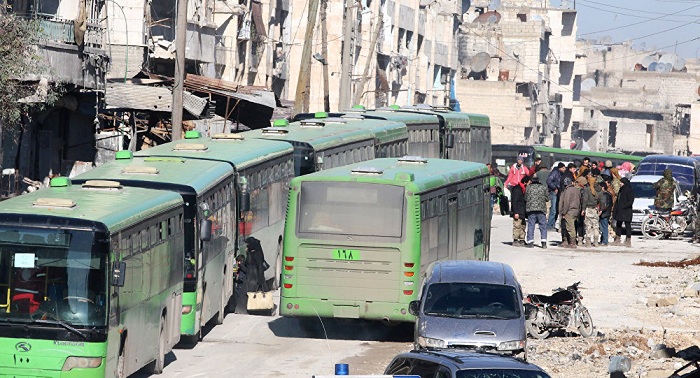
[245, 121, 376, 150]
[0, 182, 183, 231]
[72, 156, 233, 195]
[134, 134, 293, 170]
[358, 110, 441, 126]
[310, 117, 409, 144]
[290, 157, 488, 193]
[533, 146, 644, 162]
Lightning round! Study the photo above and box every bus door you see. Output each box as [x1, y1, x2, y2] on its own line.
[447, 195, 458, 260]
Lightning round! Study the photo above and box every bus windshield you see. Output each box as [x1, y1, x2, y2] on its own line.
[0, 227, 107, 327]
[298, 181, 405, 238]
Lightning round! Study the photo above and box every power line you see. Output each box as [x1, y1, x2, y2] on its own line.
[578, 3, 700, 36]
[577, 2, 694, 23]
[578, 0, 700, 18]
[583, 35, 700, 65]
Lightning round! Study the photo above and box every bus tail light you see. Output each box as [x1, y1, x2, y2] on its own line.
[404, 271, 414, 277]
[285, 256, 294, 261]
[182, 305, 193, 314]
[284, 283, 293, 289]
[404, 263, 415, 268]
[285, 265, 294, 270]
[62, 357, 102, 371]
[403, 290, 413, 295]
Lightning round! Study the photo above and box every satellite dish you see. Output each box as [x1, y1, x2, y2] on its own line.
[470, 52, 491, 72]
[655, 62, 671, 72]
[665, 62, 674, 72]
[580, 78, 596, 92]
[674, 56, 686, 71]
[473, 10, 501, 24]
[640, 55, 658, 69]
[658, 53, 678, 67]
[647, 62, 658, 72]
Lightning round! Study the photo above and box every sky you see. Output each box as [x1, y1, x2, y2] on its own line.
[555, 0, 700, 59]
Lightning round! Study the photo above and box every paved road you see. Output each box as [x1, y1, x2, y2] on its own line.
[132, 214, 700, 377]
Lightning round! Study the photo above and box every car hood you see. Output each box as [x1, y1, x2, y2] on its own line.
[633, 197, 654, 212]
[417, 314, 526, 348]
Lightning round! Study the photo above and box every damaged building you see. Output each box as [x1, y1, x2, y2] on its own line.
[454, 0, 578, 147]
[574, 41, 700, 156]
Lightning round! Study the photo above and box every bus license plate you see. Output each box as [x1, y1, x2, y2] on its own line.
[333, 249, 360, 260]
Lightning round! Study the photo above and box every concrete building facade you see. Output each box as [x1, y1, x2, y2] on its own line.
[454, 0, 578, 148]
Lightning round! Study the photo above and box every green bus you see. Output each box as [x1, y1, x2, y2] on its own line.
[280, 157, 491, 323]
[134, 132, 295, 292]
[0, 178, 185, 377]
[72, 152, 236, 345]
[492, 144, 644, 174]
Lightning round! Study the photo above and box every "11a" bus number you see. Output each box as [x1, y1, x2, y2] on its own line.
[333, 249, 361, 261]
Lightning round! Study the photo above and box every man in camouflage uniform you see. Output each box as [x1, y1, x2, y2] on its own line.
[653, 169, 675, 212]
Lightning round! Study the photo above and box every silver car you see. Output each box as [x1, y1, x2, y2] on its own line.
[409, 260, 527, 359]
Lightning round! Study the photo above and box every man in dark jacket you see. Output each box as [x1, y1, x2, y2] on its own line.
[525, 176, 549, 248]
[613, 178, 635, 247]
[560, 163, 576, 191]
[510, 176, 529, 247]
[546, 163, 565, 230]
[599, 181, 613, 246]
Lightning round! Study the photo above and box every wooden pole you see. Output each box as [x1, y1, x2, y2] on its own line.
[171, 0, 187, 140]
[352, 15, 383, 107]
[292, 0, 320, 116]
[320, 0, 330, 112]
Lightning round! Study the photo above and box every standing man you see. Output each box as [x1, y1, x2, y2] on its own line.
[560, 163, 577, 191]
[581, 176, 602, 247]
[510, 176, 529, 247]
[613, 178, 635, 247]
[558, 176, 581, 248]
[653, 169, 675, 212]
[525, 176, 549, 248]
[529, 155, 544, 176]
[546, 163, 565, 230]
[599, 181, 613, 246]
[505, 156, 529, 190]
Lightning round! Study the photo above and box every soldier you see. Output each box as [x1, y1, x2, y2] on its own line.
[653, 169, 675, 212]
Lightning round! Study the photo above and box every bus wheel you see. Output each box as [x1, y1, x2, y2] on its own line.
[146, 316, 166, 374]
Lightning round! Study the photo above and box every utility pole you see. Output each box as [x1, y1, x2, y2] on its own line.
[338, 1, 354, 110]
[293, 0, 320, 116]
[171, 0, 187, 140]
[352, 15, 383, 107]
[320, 0, 330, 112]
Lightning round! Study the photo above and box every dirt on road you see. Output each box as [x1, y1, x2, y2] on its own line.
[342, 215, 700, 378]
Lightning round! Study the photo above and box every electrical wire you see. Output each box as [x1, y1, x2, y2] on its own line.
[578, 3, 700, 36]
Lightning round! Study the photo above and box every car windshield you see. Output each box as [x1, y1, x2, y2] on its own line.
[631, 182, 657, 199]
[423, 283, 521, 319]
[457, 369, 551, 378]
[636, 163, 694, 191]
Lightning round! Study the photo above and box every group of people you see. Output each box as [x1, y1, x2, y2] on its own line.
[500, 155, 646, 249]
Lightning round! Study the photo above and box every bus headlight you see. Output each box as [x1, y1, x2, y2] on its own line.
[417, 336, 446, 348]
[497, 340, 526, 351]
[62, 356, 102, 371]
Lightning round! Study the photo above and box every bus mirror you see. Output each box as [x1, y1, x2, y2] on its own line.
[445, 134, 455, 149]
[200, 219, 212, 241]
[239, 192, 250, 212]
[111, 261, 126, 287]
[408, 300, 420, 316]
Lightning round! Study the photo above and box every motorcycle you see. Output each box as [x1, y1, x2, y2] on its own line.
[524, 281, 594, 339]
[641, 194, 696, 240]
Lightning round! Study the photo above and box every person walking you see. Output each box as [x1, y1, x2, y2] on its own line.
[653, 168, 675, 212]
[505, 156, 529, 190]
[613, 178, 635, 247]
[581, 176, 602, 247]
[558, 176, 581, 248]
[510, 176, 529, 247]
[546, 163, 565, 230]
[599, 181, 613, 246]
[525, 176, 549, 248]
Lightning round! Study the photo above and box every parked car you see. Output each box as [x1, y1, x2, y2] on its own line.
[636, 155, 700, 193]
[630, 175, 683, 231]
[409, 260, 527, 359]
[384, 349, 552, 378]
